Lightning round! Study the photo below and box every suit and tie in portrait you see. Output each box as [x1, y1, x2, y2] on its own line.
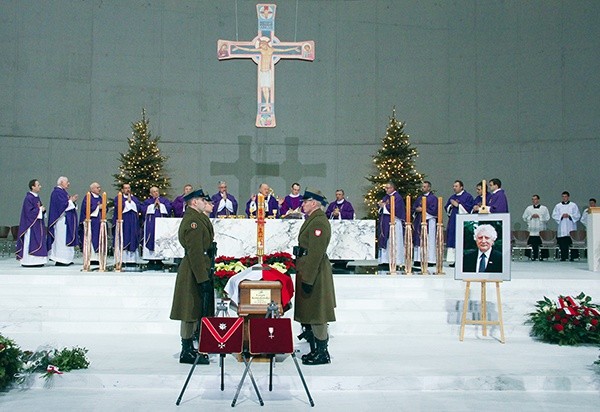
[462, 224, 503, 274]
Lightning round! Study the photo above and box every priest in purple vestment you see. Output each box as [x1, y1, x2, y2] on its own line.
[378, 182, 405, 269]
[487, 178, 509, 213]
[171, 184, 193, 218]
[411, 181, 438, 267]
[471, 182, 484, 214]
[444, 180, 474, 266]
[245, 183, 279, 218]
[279, 182, 303, 217]
[142, 186, 172, 268]
[78, 182, 104, 263]
[210, 180, 238, 217]
[325, 189, 355, 220]
[16, 179, 48, 267]
[113, 183, 142, 265]
[47, 176, 79, 266]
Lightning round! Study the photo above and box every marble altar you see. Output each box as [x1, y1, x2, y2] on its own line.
[154, 218, 375, 260]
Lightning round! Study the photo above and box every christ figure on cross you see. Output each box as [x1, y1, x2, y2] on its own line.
[217, 4, 315, 128]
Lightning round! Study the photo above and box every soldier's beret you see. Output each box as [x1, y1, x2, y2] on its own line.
[183, 188, 211, 202]
[302, 188, 328, 206]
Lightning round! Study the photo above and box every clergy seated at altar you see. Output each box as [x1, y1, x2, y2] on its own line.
[113, 184, 142, 265]
[78, 182, 104, 265]
[16, 179, 48, 267]
[171, 184, 193, 218]
[325, 189, 355, 220]
[210, 180, 238, 217]
[279, 182, 304, 219]
[47, 176, 79, 266]
[142, 186, 172, 269]
[245, 183, 280, 218]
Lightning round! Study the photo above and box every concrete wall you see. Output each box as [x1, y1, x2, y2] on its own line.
[1, 0, 599, 227]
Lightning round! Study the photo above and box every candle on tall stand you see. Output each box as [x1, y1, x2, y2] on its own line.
[436, 196, 445, 275]
[479, 179, 489, 214]
[405, 195, 413, 275]
[390, 195, 395, 224]
[421, 196, 427, 224]
[117, 192, 123, 221]
[388, 195, 396, 275]
[420, 196, 428, 274]
[86, 192, 91, 221]
[101, 192, 107, 221]
[257, 193, 265, 264]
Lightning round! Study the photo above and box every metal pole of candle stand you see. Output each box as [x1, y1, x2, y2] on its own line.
[98, 219, 108, 272]
[388, 196, 396, 275]
[436, 196, 445, 275]
[420, 196, 428, 275]
[82, 219, 92, 272]
[113, 220, 123, 272]
[404, 196, 413, 275]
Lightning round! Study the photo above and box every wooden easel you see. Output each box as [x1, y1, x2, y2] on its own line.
[459, 279, 505, 343]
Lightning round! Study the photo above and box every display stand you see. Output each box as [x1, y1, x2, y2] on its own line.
[232, 303, 314, 407]
[459, 279, 505, 343]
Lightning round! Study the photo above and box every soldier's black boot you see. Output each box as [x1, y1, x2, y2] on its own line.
[302, 337, 330, 365]
[180, 338, 209, 365]
[301, 329, 316, 361]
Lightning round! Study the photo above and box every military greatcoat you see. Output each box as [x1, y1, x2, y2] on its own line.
[293, 208, 336, 324]
[170, 207, 214, 322]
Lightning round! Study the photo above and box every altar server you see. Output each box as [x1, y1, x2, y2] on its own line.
[487, 178, 509, 213]
[552, 191, 580, 261]
[47, 176, 78, 266]
[16, 179, 48, 267]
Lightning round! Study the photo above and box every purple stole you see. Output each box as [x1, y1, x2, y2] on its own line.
[79, 193, 103, 252]
[245, 195, 280, 218]
[280, 195, 302, 215]
[444, 191, 474, 248]
[113, 195, 141, 252]
[325, 200, 355, 220]
[210, 193, 238, 217]
[378, 191, 405, 249]
[412, 193, 438, 246]
[143, 196, 172, 251]
[488, 189, 509, 213]
[16, 192, 47, 260]
[47, 186, 78, 250]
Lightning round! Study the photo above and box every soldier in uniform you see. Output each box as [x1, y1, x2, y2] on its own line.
[293, 188, 336, 365]
[169, 189, 215, 364]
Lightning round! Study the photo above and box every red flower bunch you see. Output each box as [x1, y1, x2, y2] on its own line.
[527, 292, 600, 345]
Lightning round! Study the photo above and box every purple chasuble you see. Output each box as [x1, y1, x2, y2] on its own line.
[280, 195, 302, 216]
[325, 200, 355, 220]
[171, 195, 186, 218]
[16, 192, 48, 260]
[113, 194, 142, 252]
[412, 193, 438, 246]
[444, 191, 474, 248]
[488, 189, 509, 213]
[378, 191, 405, 249]
[245, 195, 280, 218]
[143, 196, 172, 251]
[78, 193, 103, 252]
[47, 186, 78, 250]
[210, 193, 238, 217]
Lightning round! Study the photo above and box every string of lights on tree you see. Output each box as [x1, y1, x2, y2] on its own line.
[364, 108, 424, 219]
[112, 109, 171, 200]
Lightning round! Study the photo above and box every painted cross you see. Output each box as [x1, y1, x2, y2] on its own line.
[217, 4, 315, 128]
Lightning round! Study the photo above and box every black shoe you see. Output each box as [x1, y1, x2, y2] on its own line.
[427, 263, 436, 267]
[55, 261, 73, 266]
[302, 338, 330, 365]
[90, 260, 99, 266]
[179, 338, 209, 365]
[22, 264, 45, 268]
[449, 263, 455, 268]
[377, 263, 389, 269]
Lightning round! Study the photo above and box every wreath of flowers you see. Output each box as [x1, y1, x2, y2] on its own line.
[526, 292, 600, 346]
[213, 252, 295, 298]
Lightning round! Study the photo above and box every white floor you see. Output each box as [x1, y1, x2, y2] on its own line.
[1, 256, 599, 411]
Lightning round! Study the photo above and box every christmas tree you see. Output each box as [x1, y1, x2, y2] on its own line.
[364, 108, 424, 218]
[113, 109, 171, 200]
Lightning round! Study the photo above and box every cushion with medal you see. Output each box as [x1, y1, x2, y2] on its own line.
[199, 317, 244, 354]
[248, 318, 294, 355]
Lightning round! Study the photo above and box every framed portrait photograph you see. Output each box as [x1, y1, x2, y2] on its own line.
[455, 213, 511, 281]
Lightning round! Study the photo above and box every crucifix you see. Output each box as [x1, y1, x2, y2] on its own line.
[217, 3, 315, 128]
